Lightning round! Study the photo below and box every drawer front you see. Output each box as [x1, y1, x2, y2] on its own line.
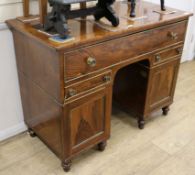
[65, 71, 112, 100]
[152, 45, 183, 65]
[65, 21, 187, 80]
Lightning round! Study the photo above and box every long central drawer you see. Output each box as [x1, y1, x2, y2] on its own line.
[64, 20, 187, 81]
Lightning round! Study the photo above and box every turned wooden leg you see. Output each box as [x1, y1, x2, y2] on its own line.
[162, 106, 170, 116]
[97, 141, 107, 151]
[28, 128, 36, 137]
[138, 118, 145, 129]
[62, 160, 72, 172]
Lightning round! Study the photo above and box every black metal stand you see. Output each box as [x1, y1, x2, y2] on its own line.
[44, 0, 119, 38]
[44, 4, 70, 38]
[128, 0, 166, 18]
[160, 0, 166, 11]
[94, 0, 119, 27]
[128, 0, 136, 17]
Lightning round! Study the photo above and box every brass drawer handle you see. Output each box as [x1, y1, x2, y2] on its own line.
[168, 32, 178, 40]
[155, 55, 161, 62]
[176, 48, 182, 54]
[67, 89, 77, 97]
[87, 57, 96, 67]
[103, 75, 111, 83]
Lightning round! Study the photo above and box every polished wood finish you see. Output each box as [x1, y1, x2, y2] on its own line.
[64, 21, 187, 80]
[7, 1, 192, 172]
[39, 0, 48, 25]
[10, 2, 192, 51]
[151, 45, 183, 66]
[146, 58, 180, 113]
[64, 87, 111, 155]
[23, 0, 30, 17]
[80, 2, 87, 9]
[22, 0, 48, 24]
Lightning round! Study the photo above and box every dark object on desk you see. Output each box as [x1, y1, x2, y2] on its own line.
[44, 0, 119, 38]
[129, 0, 136, 17]
[128, 0, 166, 17]
[160, 0, 166, 11]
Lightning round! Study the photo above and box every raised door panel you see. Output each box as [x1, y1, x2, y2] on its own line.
[65, 87, 111, 154]
[147, 59, 180, 111]
[70, 96, 104, 147]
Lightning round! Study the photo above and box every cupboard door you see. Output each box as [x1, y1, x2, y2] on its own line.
[147, 59, 180, 112]
[64, 87, 112, 154]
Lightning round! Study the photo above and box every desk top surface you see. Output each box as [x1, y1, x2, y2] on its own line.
[7, 1, 192, 51]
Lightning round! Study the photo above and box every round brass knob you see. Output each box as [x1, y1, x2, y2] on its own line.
[103, 75, 111, 83]
[155, 55, 161, 62]
[168, 32, 178, 40]
[68, 89, 77, 97]
[176, 48, 182, 54]
[87, 57, 96, 67]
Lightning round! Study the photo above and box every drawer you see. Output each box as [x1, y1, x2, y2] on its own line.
[152, 45, 183, 65]
[65, 71, 112, 100]
[64, 21, 187, 80]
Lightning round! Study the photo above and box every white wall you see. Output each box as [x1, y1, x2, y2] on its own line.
[0, 0, 194, 141]
[0, 0, 39, 22]
[0, 1, 40, 141]
[0, 24, 26, 141]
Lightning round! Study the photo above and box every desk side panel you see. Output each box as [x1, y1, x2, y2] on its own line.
[12, 29, 64, 102]
[18, 71, 63, 158]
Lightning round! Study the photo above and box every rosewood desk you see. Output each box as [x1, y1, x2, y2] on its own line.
[7, 1, 192, 172]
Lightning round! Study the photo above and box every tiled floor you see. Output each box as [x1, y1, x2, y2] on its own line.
[0, 61, 195, 175]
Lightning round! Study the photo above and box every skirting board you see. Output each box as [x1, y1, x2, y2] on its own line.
[0, 122, 27, 141]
